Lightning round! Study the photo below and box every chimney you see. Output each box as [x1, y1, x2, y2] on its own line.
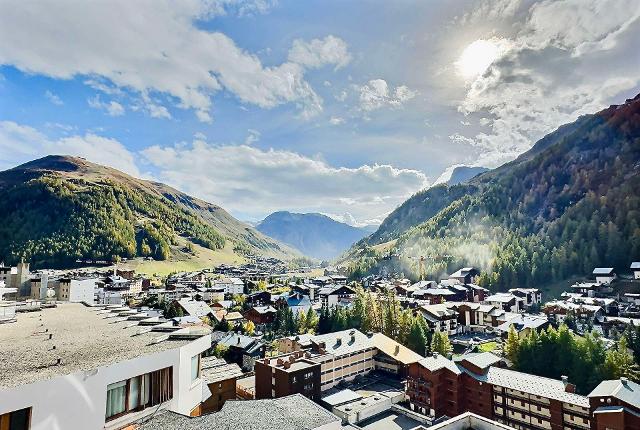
[367, 331, 373, 338]
[621, 377, 629, 385]
[336, 337, 342, 346]
[395, 345, 400, 355]
[561, 375, 568, 385]
[277, 358, 283, 366]
[432, 352, 438, 358]
[237, 336, 241, 345]
[288, 355, 295, 363]
[283, 361, 290, 369]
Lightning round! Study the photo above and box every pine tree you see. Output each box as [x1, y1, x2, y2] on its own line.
[407, 317, 427, 356]
[504, 325, 521, 365]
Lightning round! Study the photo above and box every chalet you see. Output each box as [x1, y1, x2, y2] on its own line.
[216, 333, 266, 371]
[244, 305, 277, 325]
[448, 267, 480, 285]
[568, 296, 618, 316]
[419, 304, 458, 335]
[173, 298, 214, 320]
[571, 281, 614, 298]
[632, 262, 640, 279]
[246, 290, 271, 306]
[287, 293, 312, 315]
[318, 285, 355, 308]
[593, 267, 617, 284]
[484, 293, 524, 313]
[543, 300, 605, 326]
[214, 277, 245, 295]
[507, 288, 542, 308]
[495, 314, 549, 338]
[412, 287, 455, 304]
[445, 302, 499, 332]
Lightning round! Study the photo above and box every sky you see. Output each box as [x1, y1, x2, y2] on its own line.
[1, 0, 639, 226]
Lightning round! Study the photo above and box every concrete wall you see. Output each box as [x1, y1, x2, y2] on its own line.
[0, 335, 209, 430]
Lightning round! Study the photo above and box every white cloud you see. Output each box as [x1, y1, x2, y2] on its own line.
[44, 90, 63, 105]
[453, 0, 640, 167]
[359, 79, 416, 111]
[288, 35, 351, 70]
[87, 95, 125, 117]
[141, 140, 429, 223]
[245, 129, 260, 145]
[0, 1, 346, 122]
[0, 121, 140, 176]
[329, 116, 345, 125]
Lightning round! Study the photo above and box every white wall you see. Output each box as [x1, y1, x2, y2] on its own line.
[69, 279, 98, 303]
[0, 335, 210, 430]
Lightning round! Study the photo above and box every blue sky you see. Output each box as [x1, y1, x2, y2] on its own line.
[1, 0, 639, 225]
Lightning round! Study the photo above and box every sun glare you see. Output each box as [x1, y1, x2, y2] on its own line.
[455, 39, 504, 80]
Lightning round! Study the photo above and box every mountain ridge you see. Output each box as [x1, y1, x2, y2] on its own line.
[0, 155, 299, 268]
[343, 93, 640, 291]
[256, 211, 370, 261]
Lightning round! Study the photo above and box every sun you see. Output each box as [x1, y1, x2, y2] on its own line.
[455, 39, 506, 80]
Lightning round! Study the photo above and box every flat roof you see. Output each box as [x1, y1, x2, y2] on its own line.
[138, 394, 340, 430]
[0, 303, 194, 388]
[322, 389, 362, 406]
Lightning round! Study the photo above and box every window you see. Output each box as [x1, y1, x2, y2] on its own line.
[0, 408, 31, 430]
[191, 354, 201, 383]
[105, 367, 172, 421]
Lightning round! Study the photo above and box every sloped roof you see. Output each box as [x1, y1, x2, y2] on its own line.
[177, 299, 213, 317]
[310, 329, 373, 356]
[454, 352, 503, 370]
[631, 262, 640, 269]
[417, 353, 462, 375]
[593, 267, 615, 275]
[371, 332, 422, 365]
[589, 379, 640, 408]
[477, 367, 589, 407]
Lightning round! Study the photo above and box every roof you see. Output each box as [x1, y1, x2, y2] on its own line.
[177, 299, 213, 317]
[427, 412, 516, 430]
[251, 305, 277, 314]
[218, 333, 258, 350]
[631, 262, 640, 269]
[416, 288, 455, 296]
[485, 293, 518, 303]
[417, 354, 462, 375]
[476, 366, 589, 407]
[455, 352, 503, 370]
[287, 294, 312, 307]
[311, 329, 374, 356]
[589, 379, 640, 408]
[137, 394, 341, 430]
[593, 267, 615, 275]
[201, 357, 243, 384]
[496, 314, 548, 333]
[371, 332, 422, 365]
[321, 389, 362, 406]
[420, 304, 457, 322]
[0, 303, 195, 388]
[224, 311, 244, 321]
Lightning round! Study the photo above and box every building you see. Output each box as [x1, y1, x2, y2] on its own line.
[449, 267, 480, 285]
[215, 277, 245, 295]
[412, 287, 456, 304]
[445, 302, 499, 332]
[174, 298, 214, 320]
[0, 303, 211, 430]
[421, 411, 521, 430]
[406, 352, 593, 430]
[57, 277, 98, 302]
[588, 378, 640, 430]
[485, 293, 525, 313]
[419, 304, 459, 335]
[318, 285, 356, 308]
[137, 394, 343, 430]
[244, 305, 277, 325]
[255, 351, 322, 401]
[272, 329, 421, 392]
[286, 293, 313, 315]
[495, 314, 549, 338]
[509, 288, 542, 308]
[216, 333, 266, 371]
[631, 262, 640, 280]
[200, 357, 243, 413]
[593, 268, 617, 284]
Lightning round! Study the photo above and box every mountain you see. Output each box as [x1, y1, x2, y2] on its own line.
[445, 166, 489, 185]
[256, 211, 370, 260]
[344, 93, 640, 292]
[0, 155, 299, 269]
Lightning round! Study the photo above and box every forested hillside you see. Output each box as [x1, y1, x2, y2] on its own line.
[345, 93, 640, 291]
[0, 156, 298, 268]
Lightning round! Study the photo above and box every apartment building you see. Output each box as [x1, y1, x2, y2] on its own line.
[57, 277, 98, 302]
[0, 303, 211, 430]
[254, 351, 322, 401]
[406, 352, 593, 430]
[419, 304, 459, 335]
[269, 329, 421, 394]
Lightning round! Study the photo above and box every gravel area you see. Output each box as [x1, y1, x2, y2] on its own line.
[138, 394, 341, 430]
[0, 303, 190, 388]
